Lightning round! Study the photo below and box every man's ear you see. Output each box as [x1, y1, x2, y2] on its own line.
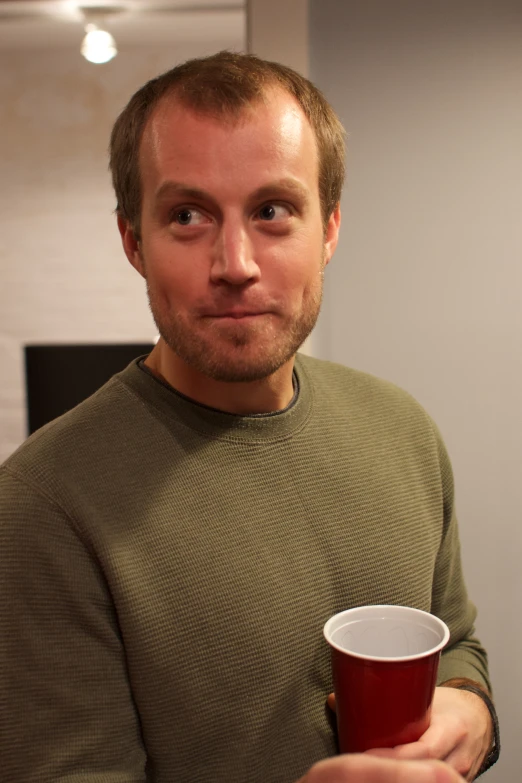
[117, 214, 145, 277]
[323, 203, 341, 268]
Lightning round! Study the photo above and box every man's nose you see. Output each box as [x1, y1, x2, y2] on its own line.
[210, 221, 260, 286]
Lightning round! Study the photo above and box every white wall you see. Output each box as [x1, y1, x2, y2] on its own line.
[0, 21, 245, 462]
[309, 1, 521, 780]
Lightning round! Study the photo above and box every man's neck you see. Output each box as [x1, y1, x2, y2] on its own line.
[144, 341, 296, 415]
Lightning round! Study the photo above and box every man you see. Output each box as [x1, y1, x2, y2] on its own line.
[0, 52, 498, 782]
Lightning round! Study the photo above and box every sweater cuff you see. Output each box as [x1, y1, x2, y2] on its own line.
[437, 651, 490, 692]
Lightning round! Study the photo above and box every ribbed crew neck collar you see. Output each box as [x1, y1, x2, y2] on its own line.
[117, 353, 314, 444]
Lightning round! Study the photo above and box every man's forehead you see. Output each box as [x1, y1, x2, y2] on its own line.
[143, 85, 309, 143]
[138, 86, 320, 197]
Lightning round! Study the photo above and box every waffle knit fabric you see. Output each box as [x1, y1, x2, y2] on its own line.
[0, 353, 490, 783]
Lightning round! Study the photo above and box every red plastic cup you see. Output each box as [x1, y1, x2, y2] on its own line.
[323, 605, 450, 753]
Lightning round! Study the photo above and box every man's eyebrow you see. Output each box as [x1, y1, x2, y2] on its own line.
[154, 179, 309, 206]
[250, 179, 309, 203]
[154, 181, 214, 205]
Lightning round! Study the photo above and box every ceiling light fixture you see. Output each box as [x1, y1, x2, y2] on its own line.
[81, 23, 117, 64]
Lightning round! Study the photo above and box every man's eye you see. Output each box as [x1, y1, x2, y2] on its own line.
[172, 208, 205, 226]
[257, 204, 290, 221]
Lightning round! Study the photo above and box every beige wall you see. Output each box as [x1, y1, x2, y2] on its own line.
[247, 0, 308, 76]
[308, 1, 521, 780]
[0, 24, 244, 462]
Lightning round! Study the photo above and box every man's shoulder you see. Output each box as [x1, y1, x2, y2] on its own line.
[2, 366, 142, 487]
[296, 353, 426, 413]
[296, 352, 446, 467]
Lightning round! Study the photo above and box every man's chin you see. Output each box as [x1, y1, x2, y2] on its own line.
[155, 312, 317, 384]
[187, 350, 292, 384]
[157, 335, 293, 383]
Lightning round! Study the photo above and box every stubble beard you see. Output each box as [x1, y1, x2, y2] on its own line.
[146, 272, 324, 384]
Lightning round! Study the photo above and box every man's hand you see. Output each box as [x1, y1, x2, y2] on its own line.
[296, 754, 466, 783]
[327, 686, 492, 781]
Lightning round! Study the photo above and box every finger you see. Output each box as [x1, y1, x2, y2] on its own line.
[391, 719, 465, 762]
[441, 747, 481, 782]
[365, 746, 433, 761]
[301, 755, 465, 783]
[431, 763, 468, 783]
[327, 692, 336, 711]
[379, 741, 436, 761]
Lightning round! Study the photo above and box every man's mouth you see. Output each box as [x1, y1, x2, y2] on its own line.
[211, 311, 267, 319]
[202, 305, 273, 320]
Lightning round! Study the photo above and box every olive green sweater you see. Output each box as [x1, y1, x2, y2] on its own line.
[0, 354, 489, 783]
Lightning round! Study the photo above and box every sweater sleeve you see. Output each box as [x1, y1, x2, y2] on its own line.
[428, 428, 491, 692]
[0, 467, 147, 783]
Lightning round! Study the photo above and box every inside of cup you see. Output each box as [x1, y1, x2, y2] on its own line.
[331, 617, 443, 658]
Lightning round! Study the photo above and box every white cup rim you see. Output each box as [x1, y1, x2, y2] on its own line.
[323, 604, 450, 663]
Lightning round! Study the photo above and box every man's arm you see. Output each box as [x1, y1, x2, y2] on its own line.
[0, 468, 147, 782]
[325, 419, 497, 781]
[427, 421, 489, 687]
[362, 424, 497, 780]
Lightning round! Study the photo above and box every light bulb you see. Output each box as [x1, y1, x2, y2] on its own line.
[81, 27, 117, 64]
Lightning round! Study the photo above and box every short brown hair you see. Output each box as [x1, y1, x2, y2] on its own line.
[109, 50, 345, 237]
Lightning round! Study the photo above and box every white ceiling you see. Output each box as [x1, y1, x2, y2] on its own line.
[0, 0, 246, 48]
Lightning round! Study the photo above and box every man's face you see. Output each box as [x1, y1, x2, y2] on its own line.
[123, 88, 340, 384]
